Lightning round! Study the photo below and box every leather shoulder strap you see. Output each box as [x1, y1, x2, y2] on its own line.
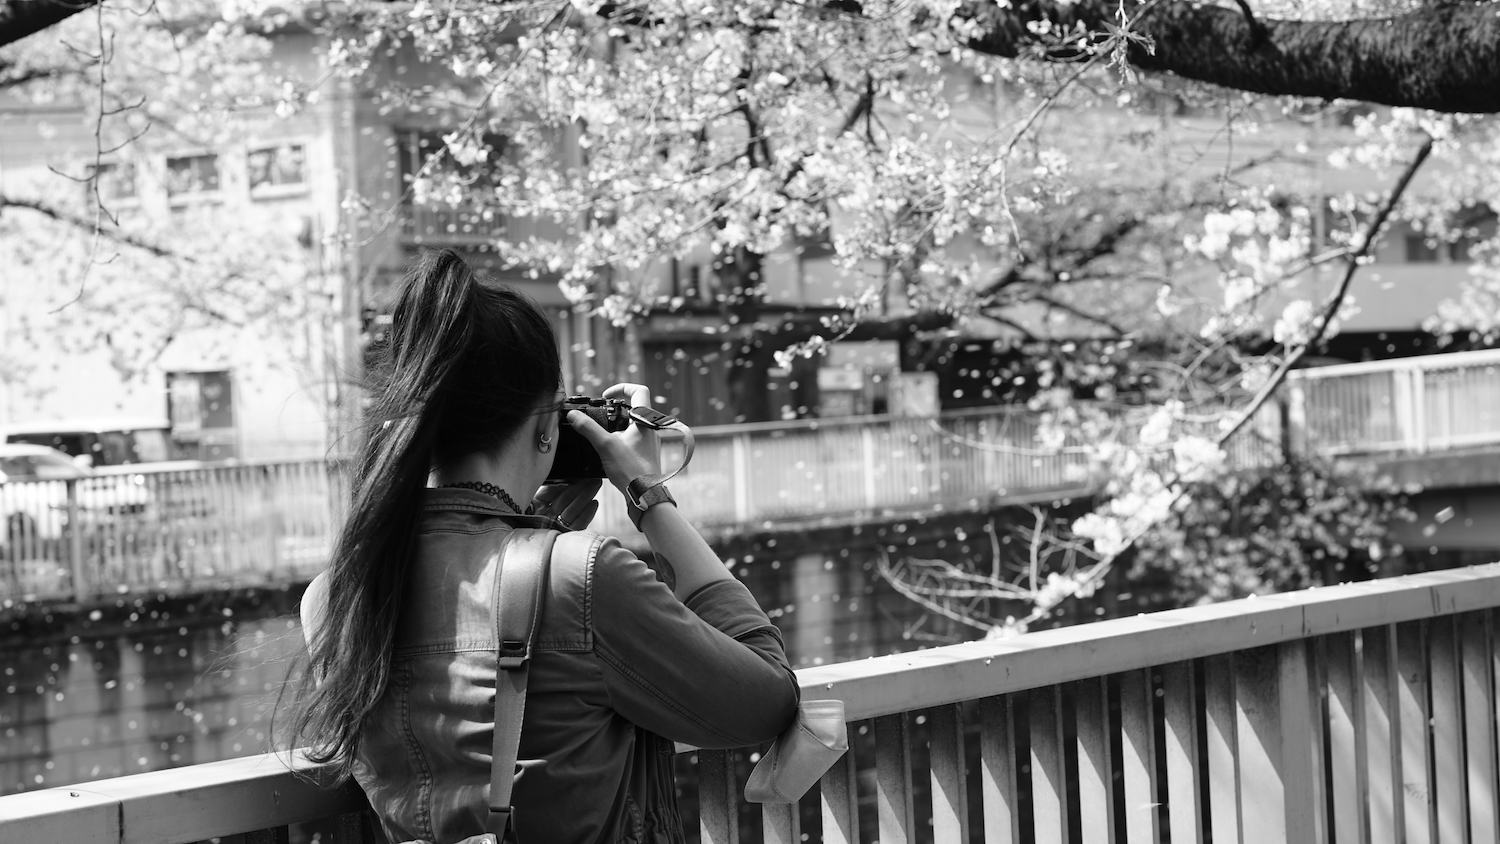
[487, 528, 557, 839]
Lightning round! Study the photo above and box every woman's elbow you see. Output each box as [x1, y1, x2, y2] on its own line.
[728, 667, 801, 745]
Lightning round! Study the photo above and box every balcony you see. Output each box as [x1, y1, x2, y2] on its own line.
[397, 203, 504, 246]
[4, 564, 1500, 842]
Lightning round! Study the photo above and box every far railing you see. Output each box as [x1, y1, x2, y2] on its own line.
[9, 341, 1496, 606]
[1, 408, 1114, 603]
[5, 564, 1500, 843]
[0, 460, 342, 603]
[1288, 347, 1500, 456]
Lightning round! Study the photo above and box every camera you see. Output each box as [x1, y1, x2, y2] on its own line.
[547, 396, 632, 482]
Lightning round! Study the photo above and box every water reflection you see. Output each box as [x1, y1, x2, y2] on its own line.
[1, 603, 302, 794]
[2, 512, 1100, 798]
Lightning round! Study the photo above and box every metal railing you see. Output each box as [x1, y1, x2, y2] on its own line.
[1288, 347, 1500, 456]
[0, 460, 343, 603]
[0, 408, 1112, 603]
[6, 564, 1500, 843]
[8, 342, 1498, 607]
[398, 203, 504, 244]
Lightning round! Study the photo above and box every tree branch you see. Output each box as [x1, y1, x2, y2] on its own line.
[0, 0, 99, 48]
[1, 194, 184, 260]
[962, 0, 1500, 113]
[1215, 135, 1434, 444]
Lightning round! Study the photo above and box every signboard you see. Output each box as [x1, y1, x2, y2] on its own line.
[817, 367, 865, 392]
[168, 376, 202, 440]
[166, 370, 238, 459]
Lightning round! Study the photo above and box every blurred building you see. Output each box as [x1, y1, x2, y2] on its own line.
[1, 19, 1492, 453]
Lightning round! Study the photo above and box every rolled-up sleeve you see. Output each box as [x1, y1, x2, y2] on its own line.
[590, 539, 799, 749]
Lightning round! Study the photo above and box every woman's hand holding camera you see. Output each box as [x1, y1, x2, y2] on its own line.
[532, 478, 602, 531]
[566, 383, 662, 497]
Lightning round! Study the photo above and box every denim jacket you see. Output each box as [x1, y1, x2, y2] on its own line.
[302, 489, 799, 844]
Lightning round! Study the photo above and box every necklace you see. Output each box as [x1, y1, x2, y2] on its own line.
[441, 481, 530, 515]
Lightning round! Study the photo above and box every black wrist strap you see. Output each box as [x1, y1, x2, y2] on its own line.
[625, 408, 694, 509]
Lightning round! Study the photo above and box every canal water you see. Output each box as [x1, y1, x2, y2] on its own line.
[0, 505, 1165, 799]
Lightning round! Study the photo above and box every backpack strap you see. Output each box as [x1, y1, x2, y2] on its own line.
[486, 528, 557, 840]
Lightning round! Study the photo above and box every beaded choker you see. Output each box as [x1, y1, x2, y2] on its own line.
[440, 481, 531, 515]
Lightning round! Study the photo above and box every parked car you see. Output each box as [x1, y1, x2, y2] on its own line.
[3, 417, 185, 468]
[0, 443, 153, 545]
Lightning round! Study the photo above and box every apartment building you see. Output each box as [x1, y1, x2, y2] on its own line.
[1, 19, 1489, 453]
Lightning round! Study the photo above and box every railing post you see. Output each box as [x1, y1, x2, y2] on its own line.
[1277, 640, 1323, 844]
[1029, 686, 1067, 844]
[1073, 678, 1114, 843]
[820, 743, 860, 844]
[1410, 365, 1427, 453]
[1461, 612, 1498, 842]
[1161, 661, 1203, 844]
[731, 433, 751, 523]
[1203, 655, 1240, 844]
[1361, 625, 1401, 844]
[979, 696, 1020, 844]
[66, 478, 86, 601]
[862, 426, 878, 510]
[1396, 621, 1433, 844]
[1119, 668, 1159, 843]
[929, 704, 970, 843]
[875, 713, 915, 844]
[1284, 376, 1307, 460]
[698, 749, 740, 844]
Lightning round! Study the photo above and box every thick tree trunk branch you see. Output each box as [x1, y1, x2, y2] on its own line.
[0, 0, 98, 47]
[964, 0, 1500, 113]
[5, 0, 1499, 113]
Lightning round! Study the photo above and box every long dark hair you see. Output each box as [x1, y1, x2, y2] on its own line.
[286, 248, 561, 780]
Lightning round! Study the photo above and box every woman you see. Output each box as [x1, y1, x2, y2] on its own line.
[288, 249, 799, 844]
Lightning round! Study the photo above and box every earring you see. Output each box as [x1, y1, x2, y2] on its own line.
[538, 432, 553, 453]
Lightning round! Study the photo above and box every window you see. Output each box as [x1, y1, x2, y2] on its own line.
[248, 144, 307, 196]
[165, 153, 221, 200]
[89, 161, 138, 203]
[1404, 235, 1440, 263]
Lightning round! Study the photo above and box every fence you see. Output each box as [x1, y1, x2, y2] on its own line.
[0, 408, 1110, 603]
[5, 564, 1500, 843]
[1288, 347, 1500, 456]
[9, 342, 1497, 608]
[0, 461, 342, 603]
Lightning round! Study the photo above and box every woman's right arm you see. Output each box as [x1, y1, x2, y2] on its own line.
[566, 383, 733, 602]
[568, 384, 798, 746]
[589, 538, 799, 749]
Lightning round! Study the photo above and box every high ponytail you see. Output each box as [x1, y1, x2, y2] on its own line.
[284, 249, 561, 780]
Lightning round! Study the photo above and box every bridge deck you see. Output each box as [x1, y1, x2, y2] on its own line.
[4, 564, 1500, 843]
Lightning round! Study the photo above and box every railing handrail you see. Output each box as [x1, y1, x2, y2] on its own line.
[800, 562, 1500, 720]
[1287, 346, 1500, 380]
[0, 750, 366, 844]
[686, 404, 1033, 437]
[68, 407, 1041, 478]
[6, 563, 1500, 843]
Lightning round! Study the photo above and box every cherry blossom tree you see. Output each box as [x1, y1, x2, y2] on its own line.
[4, 0, 1497, 631]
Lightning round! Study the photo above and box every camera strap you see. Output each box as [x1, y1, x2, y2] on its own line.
[625, 406, 695, 508]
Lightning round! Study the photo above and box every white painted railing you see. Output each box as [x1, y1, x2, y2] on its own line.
[398, 203, 503, 244]
[0, 461, 342, 603]
[1288, 347, 1500, 456]
[0, 409, 1107, 603]
[5, 564, 1500, 843]
[8, 344, 1497, 606]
